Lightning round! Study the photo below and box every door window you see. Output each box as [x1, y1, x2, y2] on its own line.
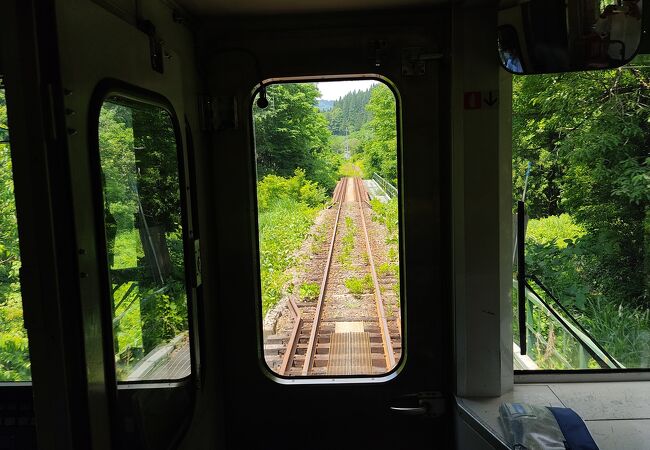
[97, 96, 191, 382]
[252, 80, 403, 377]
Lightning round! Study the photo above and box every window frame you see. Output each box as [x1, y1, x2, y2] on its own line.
[88, 79, 197, 387]
[248, 75, 407, 383]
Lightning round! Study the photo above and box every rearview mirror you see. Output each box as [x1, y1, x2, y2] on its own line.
[498, 0, 644, 74]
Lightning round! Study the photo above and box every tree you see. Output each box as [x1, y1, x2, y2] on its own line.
[514, 62, 650, 309]
[324, 88, 372, 135]
[359, 83, 398, 184]
[253, 83, 340, 190]
[0, 88, 30, 381]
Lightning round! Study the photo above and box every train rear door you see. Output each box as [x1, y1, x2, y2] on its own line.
[197, 11, 453, 449]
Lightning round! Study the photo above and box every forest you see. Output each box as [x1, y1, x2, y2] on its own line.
[514, 57, 650, 368]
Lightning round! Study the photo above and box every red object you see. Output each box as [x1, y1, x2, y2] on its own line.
[464, 91, 482, 109]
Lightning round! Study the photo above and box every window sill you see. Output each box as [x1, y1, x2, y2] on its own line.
[456, 382, 650, 450]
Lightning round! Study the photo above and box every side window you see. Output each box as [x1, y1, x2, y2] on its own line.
[98, 96, 190, 382]
[512, 56, 650, 371]
[0, 79, 31, 381]
[253, 80, 402, 378]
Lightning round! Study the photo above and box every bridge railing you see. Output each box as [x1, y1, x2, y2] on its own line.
[372, 172, 398, 199]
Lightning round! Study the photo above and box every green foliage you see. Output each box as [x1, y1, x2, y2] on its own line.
[113, 281, 142, 354]
[253, 83, 341, 191]
[0, 294, 30, 381]
[357, 84, 398, 185]
[99, 103, 137, 230]
[258, 196, 320, 315]
[324, 88, 372, 135]
[345, 275, 373, 296]
[299, 282, 320, 301]
[515, 57, 650, 368]
[0, 89, 30, 381]
[370, 197, 399, 247]
[139, 281, 187, 351]
[579, 299, 650, 367]
[525, 215, 590, 309]
[338, 217, 356, 268]
[393, 281, 401, 306]
[527, 214, 586, 249]
[310, 220, 328, 254]
[257, 169, 327, 212]
[338, 161, 363, 178]
[378, 262, 399, 277]
[99, 100, 189, 379]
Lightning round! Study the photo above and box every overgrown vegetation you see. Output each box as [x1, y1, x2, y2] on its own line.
[257, 172, 324, 315]
[0, 89, 30, 381]
[345, 275, 373, 296]
[299, 282, 320, 301]
[515, 57, 650, 368]
[338, 217, 357, 269]
[370, 196, 400, 305]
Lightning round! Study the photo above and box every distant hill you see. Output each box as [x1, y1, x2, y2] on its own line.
[318, 99, 335, 111]
[323, 88, 373, 135]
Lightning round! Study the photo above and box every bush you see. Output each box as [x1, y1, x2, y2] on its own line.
[257, 169, 327, 212]
[527, 214, 586, 249]
[258, 196, 320, 315]
[525, 214, 589, 309]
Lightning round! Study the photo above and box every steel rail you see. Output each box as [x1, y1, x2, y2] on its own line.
[354, 177, 396, 370]
[301, 177, 348, 375]
[277, 297, 303, 375]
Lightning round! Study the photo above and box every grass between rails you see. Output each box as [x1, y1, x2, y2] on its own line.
[345, 275, 373, 297]
[338, 217, 357, 269]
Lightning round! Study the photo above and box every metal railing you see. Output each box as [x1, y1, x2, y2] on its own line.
[372, 172, 398, 199]
[513, 278, 621, 370]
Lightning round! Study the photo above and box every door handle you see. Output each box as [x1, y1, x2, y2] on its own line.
[390, 406, 428, 415]
[389, 391, 445, 418]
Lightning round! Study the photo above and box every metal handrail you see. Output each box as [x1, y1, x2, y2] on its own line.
[372, 172, 398, 199]
[515, 279, 619, 369]
[527, 275, 622, 369]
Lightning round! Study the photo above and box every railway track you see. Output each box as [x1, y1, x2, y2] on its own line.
[265, 177, 401, 376]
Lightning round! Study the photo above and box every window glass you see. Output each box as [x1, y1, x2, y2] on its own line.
[513, 55, 650, 370]
[0, 81, 31, 381]
[253, 80, 402, 377]
[98, 97, 190, 381]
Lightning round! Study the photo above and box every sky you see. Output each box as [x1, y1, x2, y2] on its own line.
[316, 80, 377, 100]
